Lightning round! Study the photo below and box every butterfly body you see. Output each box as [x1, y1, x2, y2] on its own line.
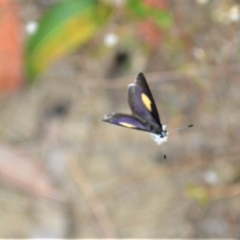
[150, 125, 168, 145]
[103, 72, 168, 145]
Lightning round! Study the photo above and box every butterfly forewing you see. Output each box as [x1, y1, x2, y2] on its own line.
[103, 113, 153, 132]
[128, 73, 161, 126]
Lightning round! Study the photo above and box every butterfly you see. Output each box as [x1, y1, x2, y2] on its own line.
[102, 72, 193, 158]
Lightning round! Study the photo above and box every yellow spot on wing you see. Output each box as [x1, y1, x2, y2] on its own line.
[141, 93, 152, 111]
[119, 122, 136, 128]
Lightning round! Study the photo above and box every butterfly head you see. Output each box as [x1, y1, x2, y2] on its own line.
[161, 124, 168, 137]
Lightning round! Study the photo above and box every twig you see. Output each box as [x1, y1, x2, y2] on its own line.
[67, 156, 116, 238]
[77, 62, 240, 89]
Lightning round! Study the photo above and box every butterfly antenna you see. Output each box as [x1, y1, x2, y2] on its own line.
[168, 124, 193, 132]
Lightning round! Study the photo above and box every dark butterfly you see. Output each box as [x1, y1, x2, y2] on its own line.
[102, 72, 193, 158]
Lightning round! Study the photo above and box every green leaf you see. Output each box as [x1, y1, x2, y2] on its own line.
[127, 0, 172, 29]
[26, 0, 111, 82]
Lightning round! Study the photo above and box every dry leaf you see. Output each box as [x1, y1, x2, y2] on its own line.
[0, 143, 62, 200]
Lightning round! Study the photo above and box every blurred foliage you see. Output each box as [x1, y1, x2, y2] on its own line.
[187, 184, 210, 206]
[0, 0, 23, 92]
[127, 0, 172, 29]
[25, 0, 172, 82]
[26, 0, 111, 82]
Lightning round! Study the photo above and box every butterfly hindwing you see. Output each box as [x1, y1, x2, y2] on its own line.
[128, 72, 161, 126]
[102, 113, 152, 132]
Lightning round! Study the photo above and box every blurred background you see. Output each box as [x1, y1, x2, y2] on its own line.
[0, 0, 240, 238]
